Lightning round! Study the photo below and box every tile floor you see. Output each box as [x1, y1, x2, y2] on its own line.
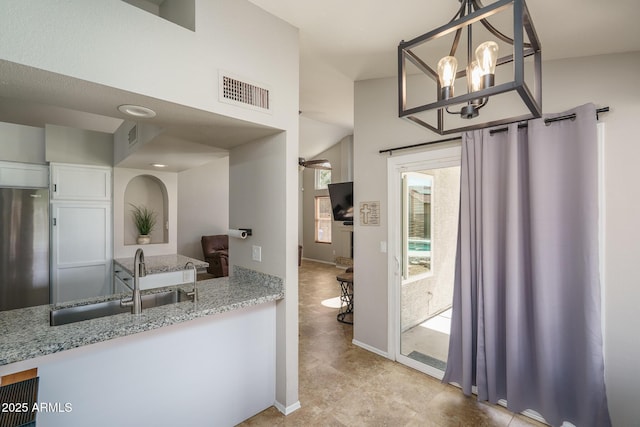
[239, 260, 546, 426]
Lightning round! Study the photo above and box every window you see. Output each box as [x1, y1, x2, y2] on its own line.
[315, 196, 332, 243]
[403, 172, 433, 278]
[315, 169, 332, 190]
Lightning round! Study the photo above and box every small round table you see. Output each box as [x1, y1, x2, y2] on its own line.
[336, 272, 354, 324]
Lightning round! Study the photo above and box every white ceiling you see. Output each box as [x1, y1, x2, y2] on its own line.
[251, 0, 640, 133]
[1, 0, 639, 170]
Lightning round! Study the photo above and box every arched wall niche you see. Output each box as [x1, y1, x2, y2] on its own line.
[124, 174, 169, 245]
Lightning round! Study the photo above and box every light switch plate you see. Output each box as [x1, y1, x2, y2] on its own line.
[252, 245, 262, 262]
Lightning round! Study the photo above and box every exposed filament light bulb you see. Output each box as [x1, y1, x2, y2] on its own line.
[475, 41, 499, 76]
[475, 41, 498, 90]
[467, 60, 483, 92]
[437, 56, 458, 100]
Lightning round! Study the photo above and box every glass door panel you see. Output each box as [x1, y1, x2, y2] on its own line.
[399, 165, 460, 373]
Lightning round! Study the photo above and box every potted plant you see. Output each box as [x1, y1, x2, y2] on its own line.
[130, 203, 157, 244]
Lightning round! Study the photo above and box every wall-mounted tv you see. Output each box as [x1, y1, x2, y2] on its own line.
[327, 182, 353, 225]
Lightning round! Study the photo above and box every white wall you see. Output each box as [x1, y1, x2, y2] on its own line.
[0, 0, 296, 132]
[353, 51, 640, 426]
[0, 0, 300, 412]
[0, 303, 276, 427]
[299, 116, 351, 160]
[1, 0, 299, 416]
[177, 157, 230, 260]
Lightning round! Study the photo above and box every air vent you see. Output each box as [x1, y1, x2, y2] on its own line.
[128, 125, 138, 145]
[0, 377, 39, 426]
[219, 72, 271, 112]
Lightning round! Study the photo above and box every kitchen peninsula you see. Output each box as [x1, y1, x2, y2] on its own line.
[0, 265, 284, 426]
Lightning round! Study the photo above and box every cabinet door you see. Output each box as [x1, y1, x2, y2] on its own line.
[51, 202, 112, 303]
[0, 161, 49, 188]
[51, 164, 111, 201]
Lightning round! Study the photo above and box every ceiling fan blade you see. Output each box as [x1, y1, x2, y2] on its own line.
[300, 158, 332, 170]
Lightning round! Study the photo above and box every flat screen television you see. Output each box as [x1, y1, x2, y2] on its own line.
[327, 182, 353, 224]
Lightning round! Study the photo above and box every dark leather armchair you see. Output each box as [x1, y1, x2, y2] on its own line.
[201, 235, 229, 277]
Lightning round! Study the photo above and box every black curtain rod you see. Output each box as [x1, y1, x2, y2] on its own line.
[379, 107, 610, 155]
[489, 107, 610, 135]
[378, 136, 462, 155]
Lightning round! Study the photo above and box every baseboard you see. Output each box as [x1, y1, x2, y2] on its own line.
[274, 399, 301, 415]
[352, 339, 392, 359]
[301, 257, 338, 266]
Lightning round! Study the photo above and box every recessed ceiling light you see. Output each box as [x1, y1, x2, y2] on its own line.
[150, 163, 167, 168]
[118, 104, 156, 118]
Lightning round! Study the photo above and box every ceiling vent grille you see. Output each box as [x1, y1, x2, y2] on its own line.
[128, 124, 138, 145]
[219, 72, 271, 112]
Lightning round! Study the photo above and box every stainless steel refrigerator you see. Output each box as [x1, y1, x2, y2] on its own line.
[0, 187, 50, 311]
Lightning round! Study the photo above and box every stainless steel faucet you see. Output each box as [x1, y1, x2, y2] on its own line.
[185, 261, 198, 303]
[121, 248, 146, 314]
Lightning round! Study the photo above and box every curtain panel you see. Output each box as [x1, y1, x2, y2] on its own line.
[443, 103, 610, 427]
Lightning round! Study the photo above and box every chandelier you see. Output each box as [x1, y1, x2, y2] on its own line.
[398, 0, 542, 135]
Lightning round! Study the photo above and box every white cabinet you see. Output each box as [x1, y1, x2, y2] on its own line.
[50, 163, 111, 201]
[51, 202, 112, 303]
[50, 163, 113, 303]
[0, 161, 48, 188]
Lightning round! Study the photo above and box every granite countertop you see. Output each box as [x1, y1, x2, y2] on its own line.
[0, 266, 283, 366]
[114, 253, 208, 275]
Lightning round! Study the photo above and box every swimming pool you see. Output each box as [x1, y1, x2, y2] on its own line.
[408, 240, 431, 252]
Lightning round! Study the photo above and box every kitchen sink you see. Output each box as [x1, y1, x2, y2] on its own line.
[50, 289, 193, 326]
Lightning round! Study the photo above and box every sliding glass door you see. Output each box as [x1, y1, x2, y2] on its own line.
[388, 145, 460, 377]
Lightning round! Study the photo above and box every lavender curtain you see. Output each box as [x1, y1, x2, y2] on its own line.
[443, 103, 611, 427]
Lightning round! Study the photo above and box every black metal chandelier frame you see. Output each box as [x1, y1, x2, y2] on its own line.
[398, 0, 542, 135]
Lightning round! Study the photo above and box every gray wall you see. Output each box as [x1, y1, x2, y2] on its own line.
[229, 130, 299, 409]
[0, 122, 45, 164]
[124, 175, 168, 245]
[301, 135, 353, 264]
[0, 121, 112, 168]
[45, 124, 113, 166]
[353, 51, 640, 426]
[177, 157, 230, 260]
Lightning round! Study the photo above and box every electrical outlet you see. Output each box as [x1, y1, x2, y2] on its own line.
[252, 245, 262, 262]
